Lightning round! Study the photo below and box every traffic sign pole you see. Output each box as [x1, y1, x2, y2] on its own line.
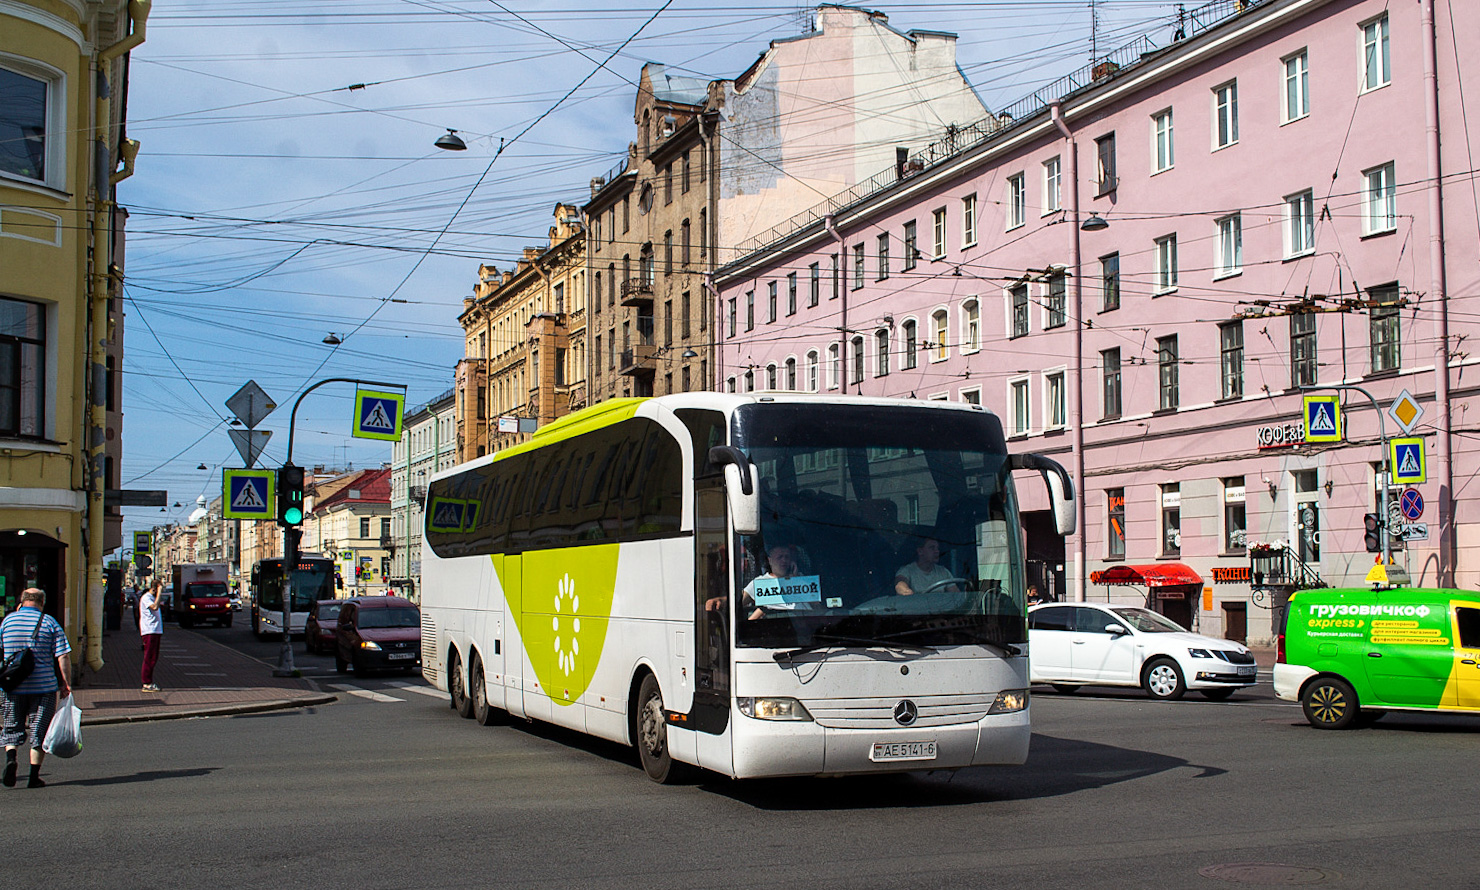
[1300, 383, 1394, 565]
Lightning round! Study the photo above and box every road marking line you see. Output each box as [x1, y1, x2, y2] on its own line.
[183, 672, 228, 676]
[386, 681, 443, 699]
[326, 684, 403, 703]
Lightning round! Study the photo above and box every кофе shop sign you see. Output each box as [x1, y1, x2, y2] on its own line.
[1257, 420, 1305, 449]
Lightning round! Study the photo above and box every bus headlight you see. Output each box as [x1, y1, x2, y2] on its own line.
[988, 689, 1029, 714]
[359, 641, 382, 651]
[737, 696, 812, 721]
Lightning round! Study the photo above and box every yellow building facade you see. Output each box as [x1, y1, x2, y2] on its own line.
[1, 0, 147, 671]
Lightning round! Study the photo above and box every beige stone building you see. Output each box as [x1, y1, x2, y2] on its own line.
[583, 6, 988, 401]
[455, 205, 587, 462]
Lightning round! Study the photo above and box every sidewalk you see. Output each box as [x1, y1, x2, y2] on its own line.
[70, 620, 336, 726]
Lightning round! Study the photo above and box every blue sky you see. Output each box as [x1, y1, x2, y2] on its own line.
[117, 0, 1186, 541]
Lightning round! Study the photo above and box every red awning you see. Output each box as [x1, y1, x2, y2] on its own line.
[1091, 563, 1204, 589]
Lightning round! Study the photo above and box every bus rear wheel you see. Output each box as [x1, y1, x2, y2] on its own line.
[472, 656, 501, 726]
[635, 673, 691, 784]
[449, 651, 473, 719]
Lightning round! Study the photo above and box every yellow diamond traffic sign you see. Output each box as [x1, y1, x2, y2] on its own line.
[1387, 389, 1424, 435]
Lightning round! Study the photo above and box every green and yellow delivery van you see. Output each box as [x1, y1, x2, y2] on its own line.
[1275, 587, 1480, 729]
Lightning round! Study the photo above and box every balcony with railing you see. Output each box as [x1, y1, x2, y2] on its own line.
[619, 316, 657, 376]
[620, 276, 655, 307]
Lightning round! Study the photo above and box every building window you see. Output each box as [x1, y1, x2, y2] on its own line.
[1009, 378, 1030, 435]
[1224, 477, 1247, 554]
[745, 290, 754, 331]
[1006, 174, 1026, 229]
[1100, 253, 1120, 312]
[786, 272, 797, 316]
[767, 281, 777, 323]
[931, 310, 949, 361]
[699, 208, 707, 259]
[727, 298, 736, 338]
[1220, 321, 1244, 400]
[808, 262, 820, 307]
[1285, 190, 1315, 257]
[664, 231, 673, 274]
[1216, 214, 1242, 278]
[360, 517, 372, 538]
[851, 336, 865, 384]
[1369, 283, 1401, 373]
[875, 329, 890, 377]
[726, 377, 736, 393]
[664, 300, 673, 346]
[1152, 109, 1174, 172]
[932, 207, 947, 258]
[682, 290, 691, 339]
[681, 150, 690, 193]
[766, 364, 777, 390]
[806, 350, 819, 391]
[1095, 132, 1117, 195]
[827, 343, 840, 389]
[877, 233, 890, 280]
[0, 62, 61, 187]
[622, 195, 630, 232]
[1213, 80, 1238, 149]
[1107, 488, 1126, 559]
[1157, 335, 1179, 411]
[785, 357, 796, 391]
[663, 162, 673, 204]
[0, 297, 46, 437]
[1155, 234, 1178, 293]
[745, 370, 754, 392]
[681, 219, 691, 266]
[592, 213, 602, 251]
[902, 319, 917, 370]
[1043, 157, 1061, 214]
[961, 299, 980, 352]
[830, 253, 840, 299]
[1284, 50, 1310, 122]
[1364, 162, 1396, 235]
[903, 221, 918, 270]
[962, 193, 977, 245]
[852, 243, 865, 290]
[1044, 370, 1066, 429]
[1161, 484, 1181, 557]
[1101, 348, 1122, 419]
[1045, 275, 1066, 329]
[1010, 283, 1029, 339]
[961, 388, 981, 406]
[1290, 312, 1317, 387]
[1362, 13, 1390, 92]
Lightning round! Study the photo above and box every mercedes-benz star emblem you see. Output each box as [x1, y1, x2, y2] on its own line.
[893, 699, 918, 726]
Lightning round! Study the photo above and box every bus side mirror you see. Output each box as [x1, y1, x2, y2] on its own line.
[707, 445, 760, 536]
[1010, 453, 1076, 537]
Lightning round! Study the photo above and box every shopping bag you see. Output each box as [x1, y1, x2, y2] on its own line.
[42, 694, 82, 759]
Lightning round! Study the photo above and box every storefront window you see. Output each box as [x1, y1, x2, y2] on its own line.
[1107, 488, 1125, 559]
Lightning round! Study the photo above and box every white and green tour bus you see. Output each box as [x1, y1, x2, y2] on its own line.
[420, 393, 1075, 782]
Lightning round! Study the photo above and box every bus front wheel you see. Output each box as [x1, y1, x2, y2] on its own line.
[635, 673, 691, 784]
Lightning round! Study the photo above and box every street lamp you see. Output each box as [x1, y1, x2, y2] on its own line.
[322, 333, 342, 345]
[1080, 212, 1109, 232]
[434, 129, 467, 151]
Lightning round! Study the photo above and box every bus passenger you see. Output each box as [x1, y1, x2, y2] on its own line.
[707, 542, 813, 619]
[894, 538, 959, 596]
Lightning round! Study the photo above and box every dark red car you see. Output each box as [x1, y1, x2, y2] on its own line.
[335, 596, 421, 674]
[305, 600, 343, 655]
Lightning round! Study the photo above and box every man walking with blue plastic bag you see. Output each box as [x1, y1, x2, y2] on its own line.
[0, 588, 72, 788]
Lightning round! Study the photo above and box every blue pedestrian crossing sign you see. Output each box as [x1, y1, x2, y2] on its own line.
[353, 389, 404, 442]
[1303, 395, 1342, 443]
[1390, 437, 1427, 485]
[223, 469, 275, 520]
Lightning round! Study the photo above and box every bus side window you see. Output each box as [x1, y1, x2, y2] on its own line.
[633, 429, 683, 535]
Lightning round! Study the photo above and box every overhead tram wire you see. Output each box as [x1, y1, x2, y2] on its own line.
[285, 0, 678, 401]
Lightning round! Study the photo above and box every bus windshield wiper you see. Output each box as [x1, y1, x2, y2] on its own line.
[878, 625, 1022, 658]
[774, 632, 937, 663]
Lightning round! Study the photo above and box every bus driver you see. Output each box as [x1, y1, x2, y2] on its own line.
[894, 537, 959, 596]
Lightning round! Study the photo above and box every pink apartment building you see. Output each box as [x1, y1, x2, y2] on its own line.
[715, 0, 1480, 644]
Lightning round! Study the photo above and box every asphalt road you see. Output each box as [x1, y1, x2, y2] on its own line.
[16, 631, 1480, 889]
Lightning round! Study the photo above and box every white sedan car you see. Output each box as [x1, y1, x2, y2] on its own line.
[1027, 602, 1257, 700]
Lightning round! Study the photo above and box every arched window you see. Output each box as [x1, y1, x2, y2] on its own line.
[902, 319, 918, 369]
[727, 376, 736, 393]
[875, 328, 890, 377]
[932, 309, 949, 361]
[785, 357, 797, 390]
[766, 363, 778, 390]
[962, 298, 980, 353]
[744, 370, 754, 392]
[806, 350, 819, 392]
[851, 336, 865, 384]
[827, 344, 840, 389]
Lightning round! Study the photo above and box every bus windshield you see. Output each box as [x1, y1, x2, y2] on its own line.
[255, 560, 336, 612]
[732, 403, 1025, 651]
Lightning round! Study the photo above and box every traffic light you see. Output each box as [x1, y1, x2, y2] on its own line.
[278, 463, 305, 527]
[1363, 513, 1382, 553]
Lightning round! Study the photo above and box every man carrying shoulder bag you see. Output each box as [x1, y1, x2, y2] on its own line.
[0, 588, 73, 788]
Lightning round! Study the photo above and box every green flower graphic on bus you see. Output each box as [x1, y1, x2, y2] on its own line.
[498, 544, 619, 706]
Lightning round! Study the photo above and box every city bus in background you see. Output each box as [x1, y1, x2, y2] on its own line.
[419, 393, 1074, 782]
[250, 555, 338, 639]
